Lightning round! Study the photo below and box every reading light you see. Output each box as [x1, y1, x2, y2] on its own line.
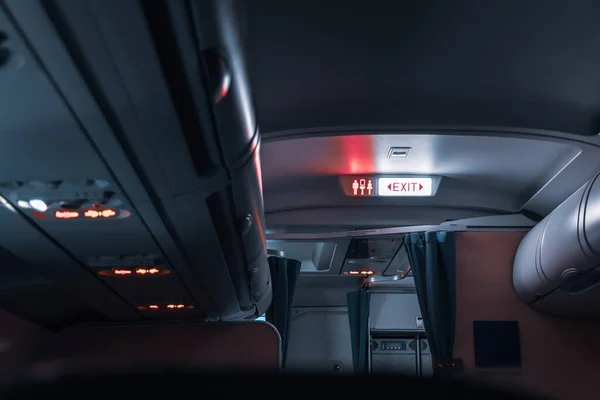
[29, 199, 47, 212]
[17, 200, 30, 208]
[0, 195, 16, 213]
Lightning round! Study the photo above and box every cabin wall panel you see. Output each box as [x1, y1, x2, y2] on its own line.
[0, 311, 49, 378]
[287, 308, 353, 372]
[455, 231, 600, 400]
[30, 322, 280, 372]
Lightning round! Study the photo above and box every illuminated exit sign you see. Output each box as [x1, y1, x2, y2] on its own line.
[378, 177, 433, 196]
[340, 176, 436, 197]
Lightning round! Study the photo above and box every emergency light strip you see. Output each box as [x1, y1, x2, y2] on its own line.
[136, 304, 194, 310]
[98, 267, 171, 277]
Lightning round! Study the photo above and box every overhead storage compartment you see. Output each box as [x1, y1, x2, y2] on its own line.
[0, 0, 271, 326]
[513, 172, 600, 317]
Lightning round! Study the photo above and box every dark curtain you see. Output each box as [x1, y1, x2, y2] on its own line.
[347, 289, 370, 373]
[404, 231, 457, 370]
[265, 256, 301, 367]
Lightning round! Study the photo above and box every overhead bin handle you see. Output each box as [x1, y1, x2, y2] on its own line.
[193, 0, 257, 163]
[204, 48, 231, 104]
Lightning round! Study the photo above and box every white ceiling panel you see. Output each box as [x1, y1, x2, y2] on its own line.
[262, 134, 579, 187]
[261, 133, 600, 224]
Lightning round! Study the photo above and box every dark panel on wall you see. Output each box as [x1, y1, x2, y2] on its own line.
[0, 246, 107, 330]
[473, 321, 521, 368]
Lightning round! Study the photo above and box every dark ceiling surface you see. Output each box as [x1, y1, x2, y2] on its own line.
[241, 0, 600, 136]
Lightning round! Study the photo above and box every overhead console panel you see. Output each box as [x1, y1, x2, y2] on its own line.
[0, 0, 270, 326]
[513, 172, 600, 318]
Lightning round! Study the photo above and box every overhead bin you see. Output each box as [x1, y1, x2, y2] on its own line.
[513, 172, 600, 317]
[1, 0, 270, 325]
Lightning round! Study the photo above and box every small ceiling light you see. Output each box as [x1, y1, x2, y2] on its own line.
[17, 200, 31, 208]
[29, 199, 48, 212]
[0, 195, 16, 213]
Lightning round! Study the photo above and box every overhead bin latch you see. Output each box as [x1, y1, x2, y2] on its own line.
[204, 47, 231, 104]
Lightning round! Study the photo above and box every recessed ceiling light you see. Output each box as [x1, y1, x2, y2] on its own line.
[29, 199, 48, 212]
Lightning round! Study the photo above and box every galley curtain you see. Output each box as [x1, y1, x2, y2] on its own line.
[404, 231, 457, 371]
[265, 256, 301, 368]
[347, 289, 370, 373]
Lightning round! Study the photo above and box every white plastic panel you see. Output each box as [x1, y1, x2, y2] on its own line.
[287, 308, 353, 372]
[369, 293, 423, 331]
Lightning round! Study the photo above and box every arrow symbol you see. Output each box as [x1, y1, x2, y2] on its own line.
[387, 183, 392, 190]
[419, 183, 423, 190]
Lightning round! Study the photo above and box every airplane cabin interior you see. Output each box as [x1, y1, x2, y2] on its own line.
[1, 0, 600, 399]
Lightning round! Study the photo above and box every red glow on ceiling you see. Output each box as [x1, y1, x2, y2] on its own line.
[32, 211, 47, 219]
[339, 135, 375, 174]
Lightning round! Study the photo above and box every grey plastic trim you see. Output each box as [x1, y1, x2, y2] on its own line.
[261, 125, 600, 147]
[266, 249, 285, 258]
[266, 224, 465, 240]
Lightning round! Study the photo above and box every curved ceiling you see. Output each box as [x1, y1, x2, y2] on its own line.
[242, 0, 600, 137]
[243, 0, 600, 228]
